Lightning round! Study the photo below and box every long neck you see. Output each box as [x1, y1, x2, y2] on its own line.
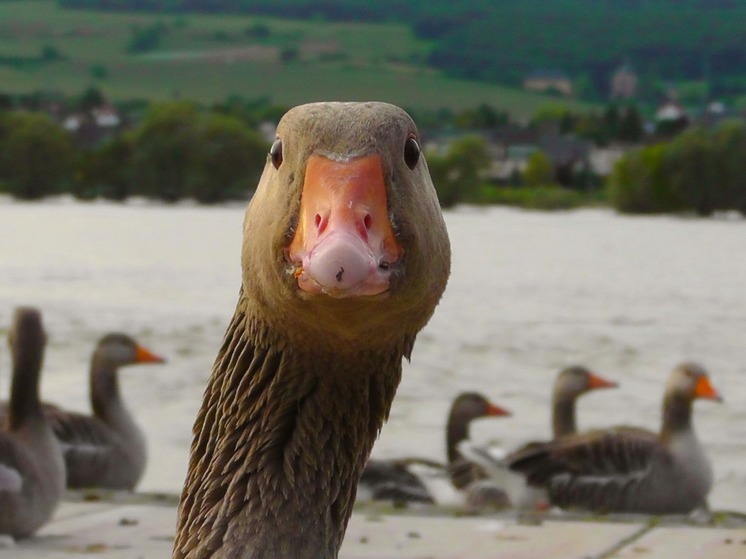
[446, 412, 471, 465]
[552, 391, 577, 438]
[174, 308, 405, 559]
[661, 393, 693, 440]
[8, 342, 44, 430]
[90, 356, 126, 423]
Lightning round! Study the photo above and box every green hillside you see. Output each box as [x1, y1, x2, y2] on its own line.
[0, 1, 595, 117]
[54, 0, 746, 105]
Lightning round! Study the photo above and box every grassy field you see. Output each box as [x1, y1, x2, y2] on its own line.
[0, 1, 597, 117]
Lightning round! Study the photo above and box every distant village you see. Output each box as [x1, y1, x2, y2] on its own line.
[1, 60, 744, 205]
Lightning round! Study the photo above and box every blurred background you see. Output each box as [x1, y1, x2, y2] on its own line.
[0, 0, 745, 514]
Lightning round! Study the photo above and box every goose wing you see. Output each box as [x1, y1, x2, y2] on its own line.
[507, 427, 668, 511]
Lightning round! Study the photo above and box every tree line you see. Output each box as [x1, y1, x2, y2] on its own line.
[1, 90, 743, 215]
[609, 119, 746, 216]
[0, 100, 269, 203]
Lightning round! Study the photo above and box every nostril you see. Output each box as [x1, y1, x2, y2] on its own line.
[314, 213, 327, 233]
[363, 214, 372, 231]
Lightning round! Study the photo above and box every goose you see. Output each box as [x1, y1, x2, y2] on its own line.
[0, 333, 165, 490]
[0, 307, 65, 539]
[47, 333, 164, 490]
[358, 392, 510, 504]
[507, 362, 721, 514]
[172, 102, 451, 559]
[458, 365, 617, 509]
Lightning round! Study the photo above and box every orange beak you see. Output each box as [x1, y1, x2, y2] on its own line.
[587, 372, 618, 391]
[287, 154, 402, 298]
[135, 345, 166, 364]
[694, 375, 723, 402]
[485, 402, 511, 417]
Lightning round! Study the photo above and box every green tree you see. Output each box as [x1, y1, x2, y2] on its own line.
[127, 21, 168, 54]
[77, 134, 135, 200]
[0, 112, 74, 199]
[523, 150, 554, 186]
[710, 119, 746, 214]
[618, 105, 644, 143]
[128, 101, 269, 203]
[130, 101, 199, 201]
[187, 112, 268, 203]
[608, 143, 680, 213]
[427, 135, 490, 208]
[665, 127, 718, 216]
[78, 86, 106, 112]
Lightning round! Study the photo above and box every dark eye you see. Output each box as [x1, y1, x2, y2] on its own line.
[270, 139, 283, 169]
[404, 136, 420, 170]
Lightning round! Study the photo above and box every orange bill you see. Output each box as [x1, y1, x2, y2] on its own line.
[587, 372, 618, 390]
[287, 154, 403, 298]
[485, 402, 512, 417]
[135, 345, 166, 364]
[694, 375, 723, 402]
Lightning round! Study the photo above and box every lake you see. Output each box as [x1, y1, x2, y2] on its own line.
[0, 199, 744, 513]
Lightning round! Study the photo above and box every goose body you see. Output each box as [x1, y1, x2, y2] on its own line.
[359, 392, 509, 505]
[173, 102, 450, 559]
[0, 307, 65, 539]
[507, 362, 721, 514]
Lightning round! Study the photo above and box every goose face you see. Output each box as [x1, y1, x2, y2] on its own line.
[241, 102, 451, 348]
[555, 365, 617, 399]
[451, 392, 511, 423]
[668, 362, 722, 402]
[94, 334, 165, 368]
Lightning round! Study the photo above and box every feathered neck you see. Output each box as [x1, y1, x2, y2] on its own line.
[174, 304, 407, 559]
[8, 337, 44, 430]
[446, 408, 473, 465]
[661, 392, 694, 440]
[89, 353, 124, 422]
[552, 391, 578, 438]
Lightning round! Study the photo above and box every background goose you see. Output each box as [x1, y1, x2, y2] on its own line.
[458, 365, 617, 509]
[173, 102, 451, 559]
[49, 334, 164, 490]
[0, 333, 165, 490]
[358, 392, 510, 505]
[0, 307, 65, 539]
[507, 362, 721, 514]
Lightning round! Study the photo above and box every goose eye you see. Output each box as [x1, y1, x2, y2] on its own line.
[270, 139, 283, 169]
[404, 136, 420, 170]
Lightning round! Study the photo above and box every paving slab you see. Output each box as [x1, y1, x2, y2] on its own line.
[12, 502, 176, 559]
[341, 514, 644, 559]
[610, 525, 746, 559]
[5, 498, 746, 559]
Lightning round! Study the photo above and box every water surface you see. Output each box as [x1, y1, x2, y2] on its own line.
[0, 200, 743, 512]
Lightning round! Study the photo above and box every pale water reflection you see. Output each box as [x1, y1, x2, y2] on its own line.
[0, 199, 744, 512]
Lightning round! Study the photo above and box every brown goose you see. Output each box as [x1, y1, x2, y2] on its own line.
[358, 392, 510, 504]
[457, 365, 617, 509]
[507, 362, 721, 514]
[0, 333, 165, 490]
[47, 333, 164, 490]
[0, 307, 65, 539]
[173, 102, 450, 559]
[446, 392, 511, 490]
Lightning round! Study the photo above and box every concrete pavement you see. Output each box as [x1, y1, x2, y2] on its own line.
[7, 492, 746, 558]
